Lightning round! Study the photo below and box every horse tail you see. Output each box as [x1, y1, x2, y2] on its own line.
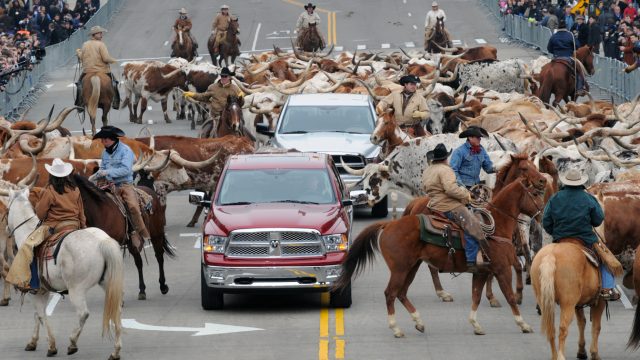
[99, 237, 124, 338]
[332, 221, 385, 290]
[87, 75, 101, 120]
[628, 295, 640, 350]
[538, 254, 557, 341]
[537, 69, 553, 105]
[162, 233, 176, 258]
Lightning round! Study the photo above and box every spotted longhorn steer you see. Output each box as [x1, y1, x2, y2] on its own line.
[448, 59, 530, 94]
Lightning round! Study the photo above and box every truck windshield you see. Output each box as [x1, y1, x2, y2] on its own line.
[279, 106, 374, 134]
[217, 169, 336, 205]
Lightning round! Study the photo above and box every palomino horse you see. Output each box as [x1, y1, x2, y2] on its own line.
[334, 175, 547, 337]
[171, 29, 195, 61]
[425, 17, 451, 53]
[537, 45, 595, 107]
[297, 22, 325, 52]
[208, 17, 241, 67]
[4, 187, 123, 359]
[74, 175, 175, 300]
[82, 72, 114, 136]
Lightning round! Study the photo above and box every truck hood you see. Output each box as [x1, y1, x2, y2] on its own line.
[208, 203, 344, 234]
[275, 133, 379, 158]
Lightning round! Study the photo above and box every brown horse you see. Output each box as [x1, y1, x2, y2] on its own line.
[208, 17, 240, 67]
[537, 45, 595, 107]
[171, 29, 195, 61]
[425, 17, 451, 53]
[370, 111, 413, 158]
[200, 95, 251, 139]
[297, 22, 324, 52]
[82, 72, 113, 136]
[334, 175, 546, 337]
[74, 175, 175, 300]
[630, 243, 640, 351]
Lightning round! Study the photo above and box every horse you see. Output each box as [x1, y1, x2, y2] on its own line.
[0, 201, 13, 306]
[74, 175, 175, 300]
[171, 29, 195, 61]
[537, 45, 595, 107]
[425, 17, 451, 53]
[81, 72, 114, 136]
[208, 17, 241, 67]
[334, 172, 546, 337]
[629, 243, 640, 351]
[200, 95, 255, 142]
[370, 111, 412, 159]
[297, 22, 324, 52]
[4, 187, 123, 359]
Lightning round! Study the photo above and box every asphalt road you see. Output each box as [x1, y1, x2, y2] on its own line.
[1, 1, 638, 360]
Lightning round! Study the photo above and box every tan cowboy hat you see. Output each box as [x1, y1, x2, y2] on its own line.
[179, 8, 188, 14]
[221, 4, 230, 10]
[560, 169, 588, 186]
[432, 1, 439, 6]
[89, 26, 107, 36]
[45, 158, 73, 178]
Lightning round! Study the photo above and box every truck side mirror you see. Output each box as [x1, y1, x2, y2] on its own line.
[341, 199, 353, 207]
[188, 191, 210, 206]
[256, 123, 274, 137]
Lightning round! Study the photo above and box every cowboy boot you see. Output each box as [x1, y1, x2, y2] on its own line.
[112, 79, 121, 110]
[75, 81, 84, 113]
[129, 230, 144, 253]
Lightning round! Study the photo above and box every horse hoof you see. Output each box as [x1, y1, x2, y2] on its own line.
[489, 298, 502, 308]
[138, 292, 146, 300]
[516, 297, 523, 305]
[590, 352, 601, 360]
[186, 222, 196, 228]
[393, 332, 405, 338]
[441, 296, 454, 302]
[160, 284, 169, 295]
[47, 348, 58, 357]
[521, 325, 533, 333]
[67, 345, 77, 355]
[577, 350, 588, 359]
[165, 118, 173, 124]
[108, 355, 121, 360]
[474, 329, 486, 335]
[25, 343, 37, 351]
[0, 298, 9, 306]
[415, 324, 425, 333]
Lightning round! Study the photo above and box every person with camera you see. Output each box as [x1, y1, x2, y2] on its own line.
[570, 14, 589, 48]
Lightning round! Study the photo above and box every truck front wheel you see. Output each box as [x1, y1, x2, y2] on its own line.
[201, 268, 224, 310]
[330, 283, 352, 308]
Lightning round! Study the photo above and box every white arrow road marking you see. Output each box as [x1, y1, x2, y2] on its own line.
[45, 83, 54, 89]
[46, 293, 62, 316]
[122, 319, 263, 336]
[163, 41, 169, 47]
[617, 285, 633, 310]
[252, 22, 262, 51]
[405, 41, 415, 48]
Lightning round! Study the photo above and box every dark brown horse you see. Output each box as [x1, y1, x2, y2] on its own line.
[171, 29, 195, 61]
[74, 175, 175, 300]
[425, 17, 451, 53]
[208, 17, 241, 67]
[81, 72, 113, 136]
[335, 173, 546, 337]
[200, 95, 253, 140]
[297, 22, 324, 52]
[537, 45, 595, 107]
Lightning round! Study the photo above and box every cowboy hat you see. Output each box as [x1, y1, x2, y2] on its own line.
[399, 74, 420, 85]
[304, 3, 316, 9]
[219, 67, 235, 77]
[560, 169, 588, 186]
[179, 8, 188, 14]
[45, 158, 73, 178]
[459, 125, 489, 138]
[93, 125, 125, 140]
[89, 26, 107, 36]
[427, 143, 451, 162]
[221, 4, 230, 10]
[432, 1, 439, 6]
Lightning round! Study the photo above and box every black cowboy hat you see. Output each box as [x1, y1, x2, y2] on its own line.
[94, 125, 125, 140]
[220, 67, 235, 77]
[427, 143, 451, 162]
[399, 75, 420, 85]
[304, 3, 316, 9]
[458, 125, 489, 138]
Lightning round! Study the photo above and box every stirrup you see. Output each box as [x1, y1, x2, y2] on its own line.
[600, 288, 620, 301]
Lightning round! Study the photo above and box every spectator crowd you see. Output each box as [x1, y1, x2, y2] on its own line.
[500, 0, 640, 65]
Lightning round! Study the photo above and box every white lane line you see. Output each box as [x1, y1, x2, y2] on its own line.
[194, 238, 201, 249]
[252, 23, 261, 51]
[388, 208, 406, 212]
[617, 285, 633, 310]
[381, 43, 390, 49]
[180, 233, 201, 237]
[407, 12, 412, 17]
[45, 84, 54, 89]
[46, 293, 62, 316]
[70, 130, 84, 133]
[452, 39, 462, 45]
[356, 44, 366, 50]
[412, 24, 418, 30]
[334, 46, 344, 51]
[163, 40, 169, 47]
[405, 41, 415, 48]
[475, 38, 487, 44]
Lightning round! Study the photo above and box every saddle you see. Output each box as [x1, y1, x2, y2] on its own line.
[417, 213, 465, 250]
[557, 238, 599, 268]
[551, 58, 582, 78]
[34, 227, 78, 294]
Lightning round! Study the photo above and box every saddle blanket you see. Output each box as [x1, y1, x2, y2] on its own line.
[417, 214, 464, 250]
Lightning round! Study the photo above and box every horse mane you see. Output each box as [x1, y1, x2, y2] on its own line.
[495, 152, 528, 184]
[73, 174, 110, 203]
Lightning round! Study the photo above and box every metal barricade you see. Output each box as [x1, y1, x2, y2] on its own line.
[1, 0, 125, 117]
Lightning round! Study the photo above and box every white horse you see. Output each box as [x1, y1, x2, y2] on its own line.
[4, 187, 124, 359]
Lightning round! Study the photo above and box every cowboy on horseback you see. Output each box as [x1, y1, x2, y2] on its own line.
[424, 2, 452, 48]
[75, 26, 121, 111]
[295, 3, 325, 50]
[6, 158, 86, 293]
[211, 4, 237, 54]
[542, 169, 620, 301]
[183, 67, 245, 137]
[450, 126, 495, 188]
[88, 126, 150, 253]
[375, 75, 429, 137]
[547, 18, 588, 97]
[422, 143, 489, 273]
[172, 8, 198, 59]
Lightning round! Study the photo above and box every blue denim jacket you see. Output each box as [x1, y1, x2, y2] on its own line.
[449, 142, 494, 187]
[100, 141, 135, 185]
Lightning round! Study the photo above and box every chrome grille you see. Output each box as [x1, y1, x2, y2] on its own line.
[226, 230, 324, 258]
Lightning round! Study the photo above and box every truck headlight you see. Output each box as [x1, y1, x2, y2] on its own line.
[322, 234, 348, 252]
[203, 235, 228, 254]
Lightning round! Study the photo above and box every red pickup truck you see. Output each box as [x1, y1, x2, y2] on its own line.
[189, 152, 353, 310]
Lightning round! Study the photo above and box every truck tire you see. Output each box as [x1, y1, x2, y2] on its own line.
[371, 196, 388, 218]
[330, 283, 352, 308]
[201, 268, 224, 310]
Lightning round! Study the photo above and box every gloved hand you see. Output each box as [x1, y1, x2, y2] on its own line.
[183, 91, 196, 98]
[89, 170, 107, 182]
[412, 110, 428, 119]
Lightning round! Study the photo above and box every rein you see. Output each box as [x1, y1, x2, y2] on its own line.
[487, 180, 544, 222]
[7, 197, 37, 237]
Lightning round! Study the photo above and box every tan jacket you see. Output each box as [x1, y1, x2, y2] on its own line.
[77, 39, 116, 74]
[35, 185, 87, 230]
[191, 82, 243, 114]
[376, 91, 428, 126]
[174, 17, 192, 32]
[296, 11, 321, 31]
[422, 162, 471, 212]
[212, 13, 230, 32]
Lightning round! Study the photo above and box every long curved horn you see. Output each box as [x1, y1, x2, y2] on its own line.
[340, 157, 365, 176]
[249, 106, 277, 114]
[139, 152, 170, 172]
[434, 43, 459, 53]
[232, 78, 258, 95]
[45, 106, 78, 132]
[1, 114, 51, 153]
[493, 134, 507, 151]
[169, 148, 222, 169]
[443, 92, 467, 112]
[317, 44, 334, 58]
[246, 62, 270, 76]
[291, 38, 312, 61]
[355, 79, 385, 101]
[0, 187, 10, 196]
[316, 79, 351, 93]
[19, 131, 47, 155]
[161, 66, 183, 79]
[17, 155, 38, 187]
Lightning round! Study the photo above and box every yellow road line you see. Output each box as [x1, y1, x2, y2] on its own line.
[332, 12, 337, 46]
[319, 339, 329, 360]
[335, 308, 344, 336]
[335, 338, 345, 359]
[319, 292, 330, 359]
[327, 12, 332, 46]
[320, 308, 329, 337]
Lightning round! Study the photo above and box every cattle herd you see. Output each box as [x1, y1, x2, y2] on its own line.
[0, 43, 640, 352]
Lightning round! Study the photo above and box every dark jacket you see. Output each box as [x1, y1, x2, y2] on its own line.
[547, 29, 576, 57]
[587, 22, 602, 48]
[542, 186, 604, 245]
[570, 22, 589, 48]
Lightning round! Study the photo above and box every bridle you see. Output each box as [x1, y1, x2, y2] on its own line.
[6, 196, 36, 238]
[487, 179, 545, 222]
